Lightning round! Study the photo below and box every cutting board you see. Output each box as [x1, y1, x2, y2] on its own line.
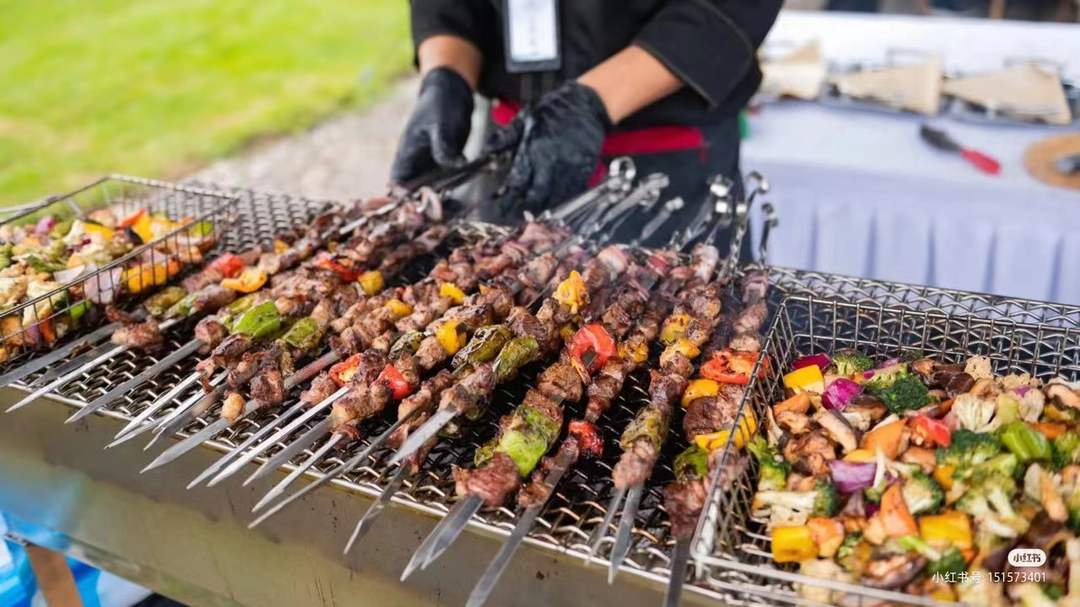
[944, 65, 1073, 126]
[828, 55, 943, 115]
[1025, 133, 1080, 190]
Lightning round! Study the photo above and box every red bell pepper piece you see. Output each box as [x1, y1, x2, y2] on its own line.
[375, 364, 412, 400]
[910, 414, 951, 448]
[568, 323, 616, 374]
[118, 208, 147, 229]
[209, 253, 245, 279]
[701, 348, 767, 385]
[568, 420, 603, 459]
[329, 353, 363, 387]
[313, 252, 361, 282]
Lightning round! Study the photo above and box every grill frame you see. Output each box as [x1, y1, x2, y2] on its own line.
[690, 267, 1080, 607]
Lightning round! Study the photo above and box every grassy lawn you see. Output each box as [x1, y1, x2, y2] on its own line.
[0, 0, 412, 207]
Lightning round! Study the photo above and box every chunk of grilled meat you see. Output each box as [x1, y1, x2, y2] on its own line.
[614, 440, 660, 489]
[194, 318, 228, 354]
[191, 285, 238, 316]
[182, 267, 224, 293]
[111, 319, 164, 349]
[453, 452, 520, 508]
[535, 358, 583, 403]
[683, 385, 745, 441]
[300, 372, 339, 405]
[665, 453, 747, 537]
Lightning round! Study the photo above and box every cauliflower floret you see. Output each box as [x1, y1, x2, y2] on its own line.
[949, 393, 1000, 433]
[996, 372, 1042, 392]
[796, 559, 854, 605]
[965, 355, 992, 381]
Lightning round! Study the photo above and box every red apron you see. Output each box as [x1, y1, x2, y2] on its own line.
[491, 100, 708, 187]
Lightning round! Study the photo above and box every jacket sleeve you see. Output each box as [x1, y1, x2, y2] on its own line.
[410, 0, 498, 61]
[633, 0, 783, 109]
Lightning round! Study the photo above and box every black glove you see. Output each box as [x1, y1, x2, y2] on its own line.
[487, 81, 611, 213]
[390, 67, 475, 185]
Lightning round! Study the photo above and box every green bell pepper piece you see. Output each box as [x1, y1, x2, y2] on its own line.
[999, 421, 1051, 463]
[389, 331, 424, 360]
[278, 317, 323, 351]
[492, 336, 539, 383]
[67, 300, 93, 326]
[231, 301, 280, 339]
[144, 286, 187, 318]
[620, 406, 669, 452]
[453, 325, 511, 370]
[493, 405, 562, 477]
[673, 445, 709, 480]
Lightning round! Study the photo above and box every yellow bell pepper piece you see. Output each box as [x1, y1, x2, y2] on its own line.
[83, 222, 114, 240]
[660, 314, 691, 345]
[553, 271, 587, 314]
[273, 239, 290, 254]
[386, 299, 413, 318]
[618, 341, 649, 365]
[436, 320, 468, 356]
[439, 283, 466, 305]
[843, 449, 876, 463]
[559, 323, 575, 342]
[771, 526, 818, 563]
[220, 268, 268, 294]
[358, 271, 384, 296]
[920, 511, 972, 551]
[783, 365, 825, 393]
[693, 411, 757, 452]
[682, 379, 720, 408]
[929, 587, 956, 603]
[933, 464, 955, 491]
[121, 261, 181, 294]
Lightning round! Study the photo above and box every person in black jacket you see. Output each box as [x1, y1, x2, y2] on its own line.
[391, 0, 783, 246]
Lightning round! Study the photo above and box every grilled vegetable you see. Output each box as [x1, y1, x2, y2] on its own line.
[221, 268, 268, 293]
[358, 270, 384, 296]
[453, 325, 512, 369]
[278, 317, 323, 351]
[229, 301, 281, 338]
[436, 320, 468, 356]
[492, 336, 539, 383]
[439, 283, 466, 304]
[144, 286, 187, 317]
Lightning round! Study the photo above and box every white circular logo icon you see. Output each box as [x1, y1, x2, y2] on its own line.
[1008, 549, 1047, 568]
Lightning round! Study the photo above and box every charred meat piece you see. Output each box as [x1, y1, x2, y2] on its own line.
[585, 359, 630, 420]
[111, 320, 164, 349]
[453, 452, 520, 508]
[182, 267, 224, 293]
[194, 318, 227, 353]
[507, 306, 548, 342]
[783, 430, 836, 476]
[440, 363, 497, 415]
[301, 372, 339, 404]
[613, 440, 660, 489]
[106, 306, 140, 325]
[735, 301, 767, 334]
[536, 361, 583, 403]
[211, 334, 254, 368]
[249, 357, 286, 407]
[191, 285, 238, 315]
[683, 385, 744, 440]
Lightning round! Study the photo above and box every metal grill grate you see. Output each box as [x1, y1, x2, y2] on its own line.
[690, 268, 1080, 607]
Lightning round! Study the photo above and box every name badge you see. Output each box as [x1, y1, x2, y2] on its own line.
[503, 0, 561, 73]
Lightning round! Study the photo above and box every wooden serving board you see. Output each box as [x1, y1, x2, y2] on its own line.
[1025, 133, 1080, 190]
[828, 55, 943, 115]
[945, 65, 1072, 126]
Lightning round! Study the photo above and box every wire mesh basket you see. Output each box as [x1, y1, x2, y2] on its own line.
[691, 270, 1080, 607]
[0, 176, 240, 365]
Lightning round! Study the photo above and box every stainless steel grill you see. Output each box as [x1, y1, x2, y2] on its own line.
[690, 267, 1080, 607]
[3, 183, 759, 603]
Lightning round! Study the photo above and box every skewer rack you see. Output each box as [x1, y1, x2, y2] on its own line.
[5, 184, 1078, 606]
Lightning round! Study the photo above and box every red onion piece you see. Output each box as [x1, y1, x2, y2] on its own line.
[84, 265, 119, 305]
[35, 216, 56, 236]
[865, 502, 880, 517]
[1013, 385, 1032, 397]
[877, 358, 901, 370]
[53, 265, 86, 284]
[793, 353, 830, 372]
[830, 460, 877, 494]
[823, 378, 863, 411]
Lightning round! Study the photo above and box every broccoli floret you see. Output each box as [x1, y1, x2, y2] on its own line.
[937, 430, 1003, 475]
[902, 350, 926, 363]
[898, 536, 966, 577]
[862, 362, 909, 387]
[865, 375, 930, 415]
[836, 532, 863, 572]
[747, 436, 790, 492]
[969, 453, 1021, 481]
[901, 473, 944, 515]
[1053, 431, 1080, 469]
[1066, 488, 1080, 535]
[956, 473, 1028, 537]
[832, 350, 874, 376]
[752, 479, 840, 517]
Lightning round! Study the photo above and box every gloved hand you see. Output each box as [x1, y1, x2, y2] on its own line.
[487, 81, 611, 213]
[390, 67, 475, 185]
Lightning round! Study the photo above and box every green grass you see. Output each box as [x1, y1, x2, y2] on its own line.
[0, 0, 412, 207]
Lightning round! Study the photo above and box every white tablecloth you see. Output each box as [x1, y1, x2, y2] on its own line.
[744, 12, 1080, 304]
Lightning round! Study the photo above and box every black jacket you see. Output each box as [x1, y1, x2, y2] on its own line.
[410, 0, 783, 131]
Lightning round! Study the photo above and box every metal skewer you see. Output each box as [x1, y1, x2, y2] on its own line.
[344, 464, 411, 553]
[251, 433, 343, 512]
[585, 486, 626, 565]
[24, 341, 121, 389]
[401, 494, 484, 581]
[6, 345, 125, 413]
[247, 403, 430, 527]
[140, 351, 340, 471]
[145, 380, 228, 450]
[243, 418, 333, 486]
[110, 372, 203, 443]
[607, 483, 645, 583]
[187, 398, 305, 488]
[204, 388, 344, 486]
[66, 339, 204, 423]
[464, 448, 574, 607]
[0, 322, 121, 388]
